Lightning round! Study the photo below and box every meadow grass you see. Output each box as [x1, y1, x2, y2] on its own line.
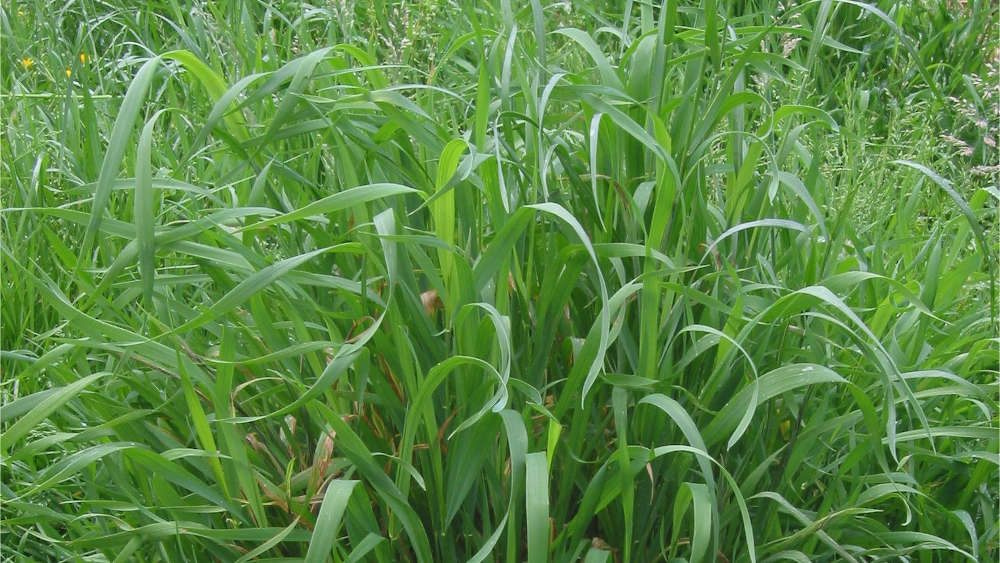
[1, 1, 998, 561]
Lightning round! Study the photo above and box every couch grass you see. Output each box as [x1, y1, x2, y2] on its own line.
[2, 1, 997, 561]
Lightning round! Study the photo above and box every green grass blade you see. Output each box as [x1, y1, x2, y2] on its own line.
[525, 451, 550, 563]
[304, 480, 359, 563]
[80, 56, 161, 265]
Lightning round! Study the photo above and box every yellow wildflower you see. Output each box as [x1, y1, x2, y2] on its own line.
[65, 69, 72, 77]
[20, 58, 33, 69]
[79, 53, 87, 64]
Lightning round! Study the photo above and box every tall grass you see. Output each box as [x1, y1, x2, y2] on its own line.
[2, 1, 997, 561]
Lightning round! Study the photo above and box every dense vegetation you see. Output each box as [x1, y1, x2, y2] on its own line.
[2, 1, 997, 561]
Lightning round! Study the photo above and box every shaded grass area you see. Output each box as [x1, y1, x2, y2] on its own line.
[2, 1, 997, 561]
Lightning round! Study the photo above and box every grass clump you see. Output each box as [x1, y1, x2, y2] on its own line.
[2, 1, 997, 561]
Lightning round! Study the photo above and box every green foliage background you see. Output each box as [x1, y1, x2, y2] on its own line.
[2, 1, 997, 561]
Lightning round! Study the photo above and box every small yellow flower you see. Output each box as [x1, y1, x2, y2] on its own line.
[79, 53, 87, 64]
[65, 68, 72, 77]
[20, 58, 33, 69]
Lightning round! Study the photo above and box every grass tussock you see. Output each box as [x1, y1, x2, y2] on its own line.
[1, 1, 998, 561]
